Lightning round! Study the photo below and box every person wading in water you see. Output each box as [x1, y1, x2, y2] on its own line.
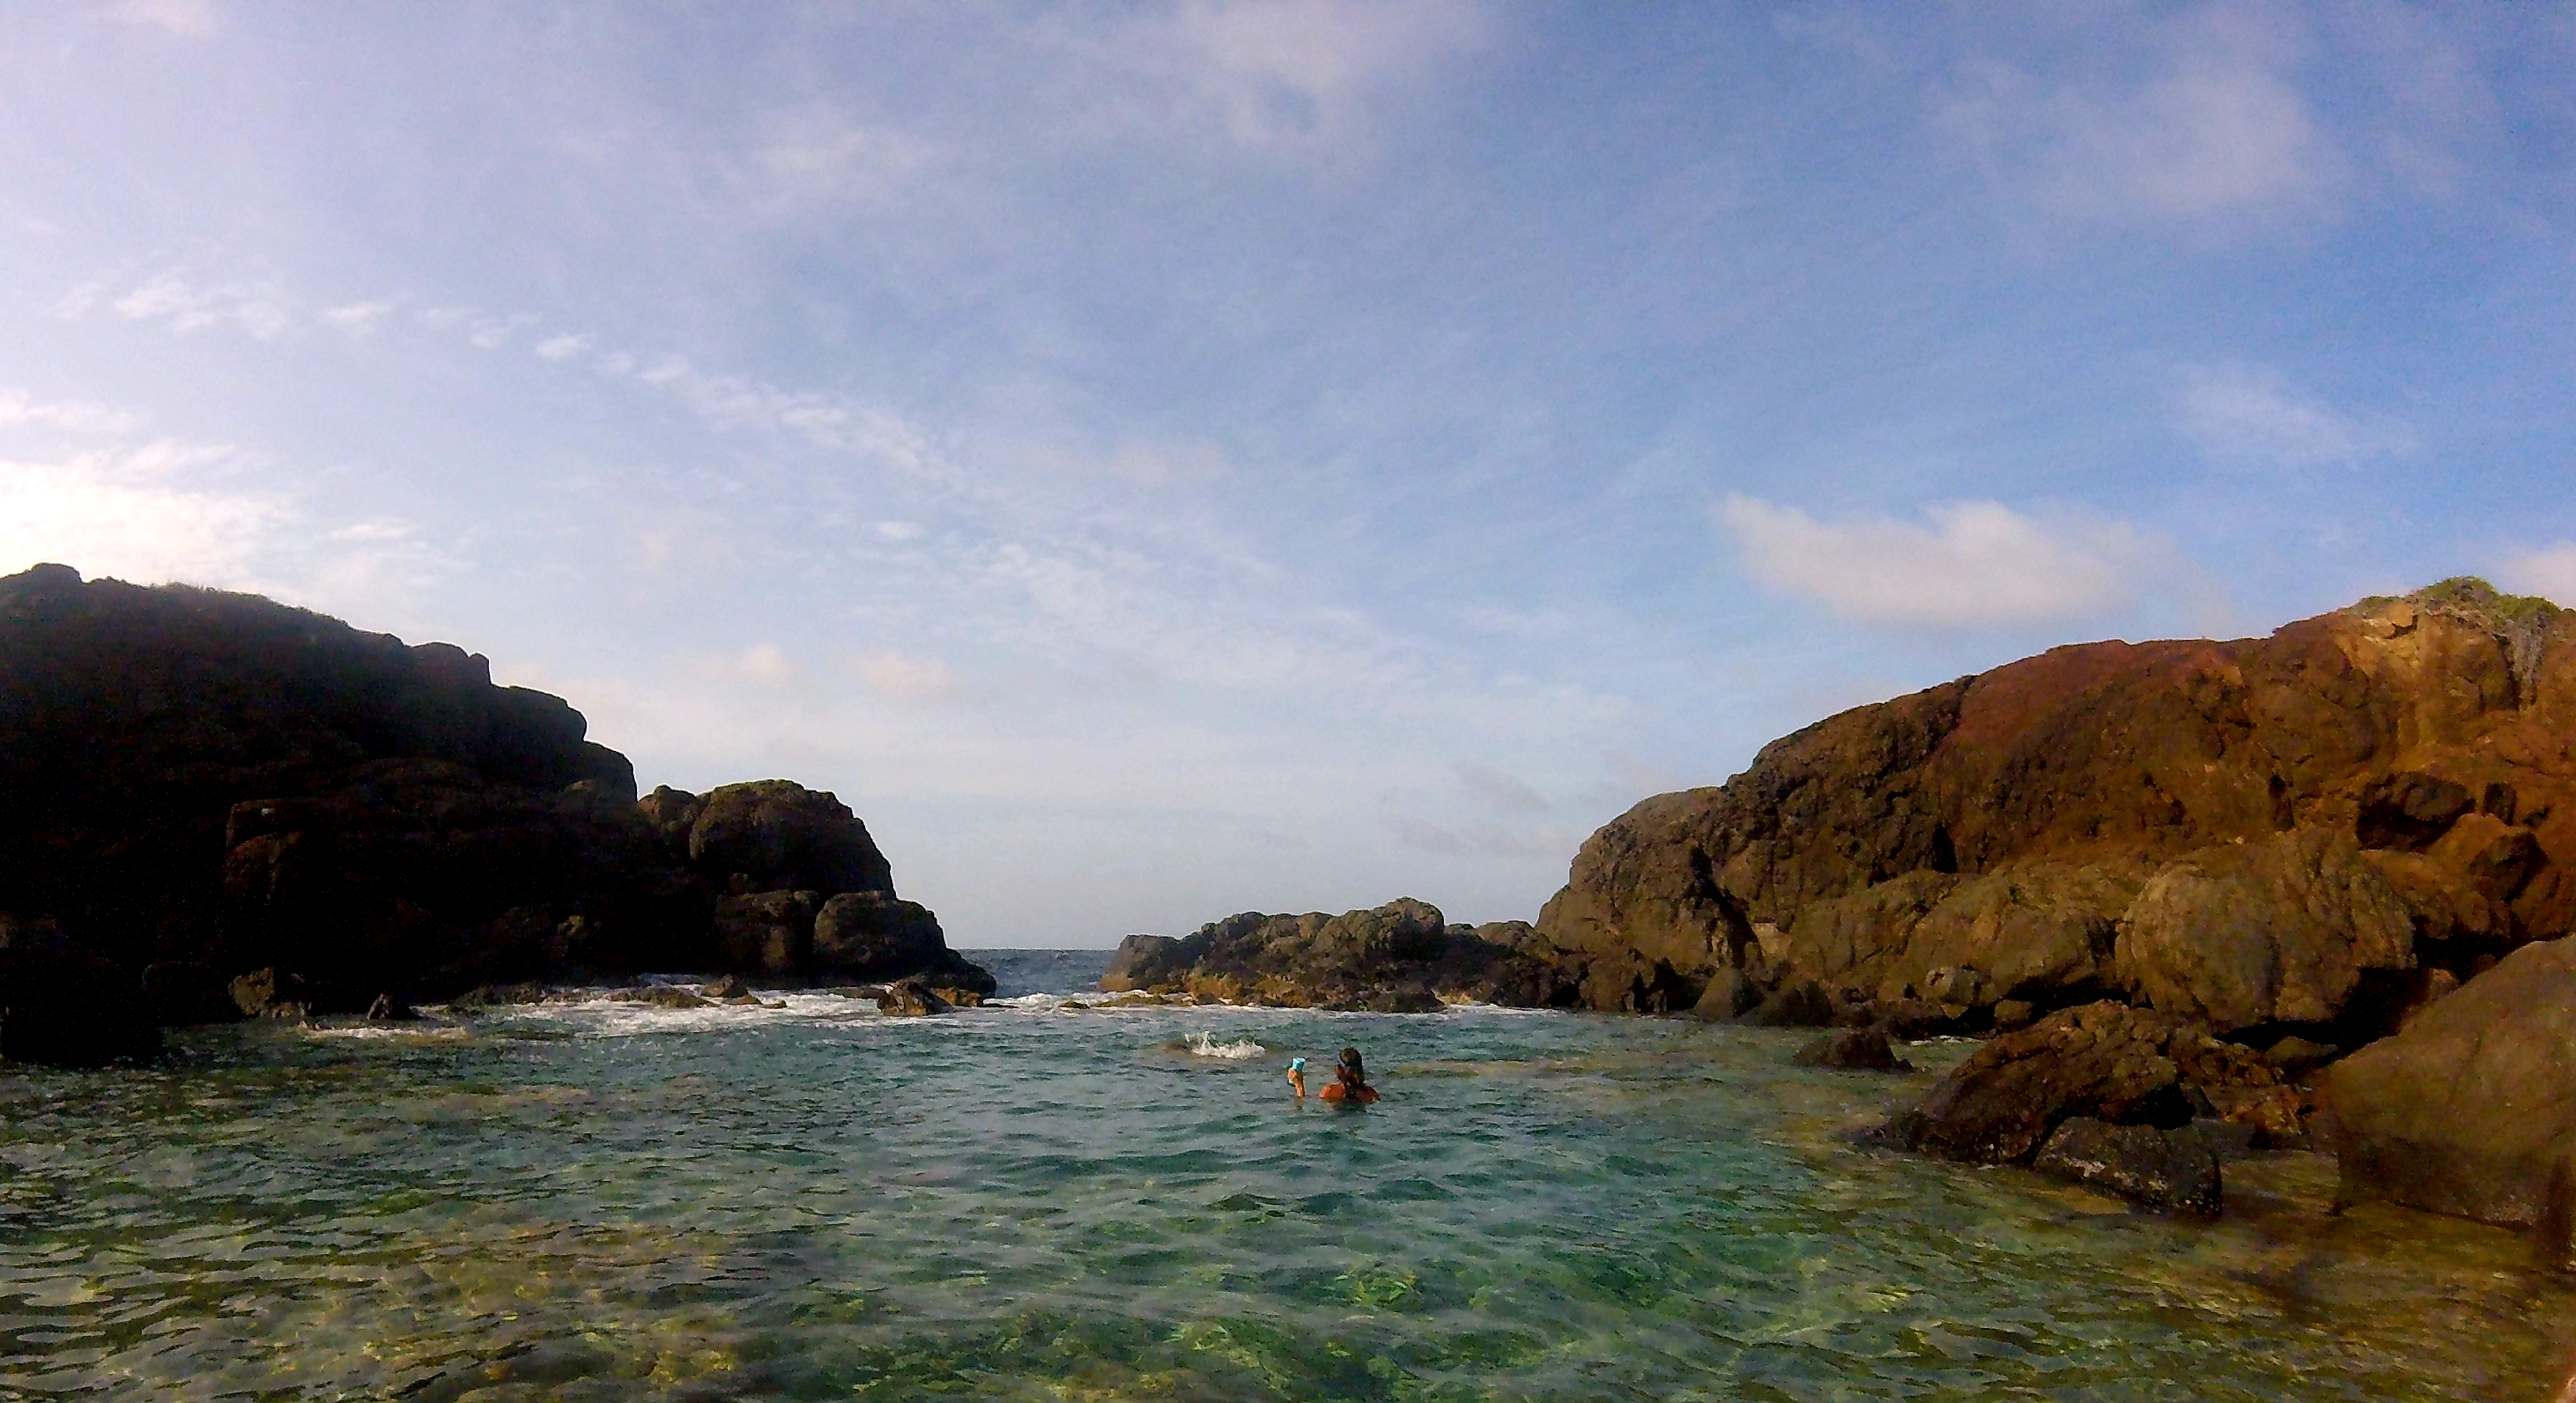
[1319, 1046, 1377, 1105]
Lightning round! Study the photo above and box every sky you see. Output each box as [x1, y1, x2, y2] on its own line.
[4, 3, 2574, 946]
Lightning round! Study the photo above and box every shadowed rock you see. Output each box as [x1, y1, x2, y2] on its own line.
[0, 565, 989, 1059]
[2327, 936, 2576, 1257]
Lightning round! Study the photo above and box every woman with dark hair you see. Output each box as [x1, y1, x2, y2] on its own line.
[1319, 1045, 1376, 1105]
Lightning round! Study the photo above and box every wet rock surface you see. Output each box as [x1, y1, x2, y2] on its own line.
[2032, 1117, 2222, 1217]
[1791, 1027, 1912, 1072]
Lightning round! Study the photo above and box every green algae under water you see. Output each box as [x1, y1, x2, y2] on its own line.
[3, 951, 2571, 1403]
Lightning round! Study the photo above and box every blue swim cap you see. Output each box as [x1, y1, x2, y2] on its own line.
[1287, 1058, 1307, 1071]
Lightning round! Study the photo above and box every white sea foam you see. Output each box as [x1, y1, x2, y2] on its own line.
[1184, 1030, 1266, 1059]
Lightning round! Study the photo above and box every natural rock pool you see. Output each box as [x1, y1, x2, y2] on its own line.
[4, 950, 2569, 1401]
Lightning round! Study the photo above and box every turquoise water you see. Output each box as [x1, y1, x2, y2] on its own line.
[3, 950, 2570, 1402]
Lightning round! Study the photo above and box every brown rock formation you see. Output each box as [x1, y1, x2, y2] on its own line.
[1882, 1001, 2298, 1167]
[1536, 579, 2576, 1043]
[2326, 935, 2576, 1258]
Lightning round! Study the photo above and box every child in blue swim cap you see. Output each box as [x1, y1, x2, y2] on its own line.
[1285, 1057, 1307, 1100]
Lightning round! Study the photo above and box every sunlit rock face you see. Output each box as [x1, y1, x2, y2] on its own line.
[1536, 579, 2576, 1043]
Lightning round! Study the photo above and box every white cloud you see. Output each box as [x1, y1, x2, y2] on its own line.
[855, 650, 959, 702]
[875, 520, 926, 542]
[1940, 9, 2339, 226]
[535, 333, 594, 361]
[0, 446, 284, 586]
[0, 390, 140, 435]
[2500, 544, 2576, 609]
[2176, 363, 2416, 467]
[1718, 494, 2165, 629]
[323, 301, 396, 335]
[105, 274, 292, 340]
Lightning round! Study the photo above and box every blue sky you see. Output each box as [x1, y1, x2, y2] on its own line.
[4, 2, 2572, 945]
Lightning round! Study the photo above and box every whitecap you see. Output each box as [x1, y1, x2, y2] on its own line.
[1183, 1029, 1266, 1059]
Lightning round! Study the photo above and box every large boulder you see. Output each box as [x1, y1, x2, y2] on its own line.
[2114, 828, 2416, 1035]
[711, 890, 818, 975]
[686, 781, 893, 896]
[1882, 1001, 2298, 1166]
[811, 891, 946, 980]
[2325, 937, 2576, 1255]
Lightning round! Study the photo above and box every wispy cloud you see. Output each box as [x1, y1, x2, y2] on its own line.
[0, 390, 141, 435]
[107, 0, 217, 37]
[98, 273, 294, 340]
[744, 105, 939, 212]
[1940, 8, 2339, 227]
[2176, 363, 2415, 468]
[1719, 494, 2169, 630]
[1078, 0, 1487, 159]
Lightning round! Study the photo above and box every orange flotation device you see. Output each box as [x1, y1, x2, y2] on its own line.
[1319, 1082, 1378, 1105]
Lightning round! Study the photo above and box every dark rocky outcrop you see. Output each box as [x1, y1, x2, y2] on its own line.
[2326, 936, 2576, 1259]
[1878, 1001, 2298, 1212]
[1099, 900, 1570, 1010]
[1535, 580, 2576, 1040]
[2032, 1117, 2222, 1217]
[0, 563, 988, 1062]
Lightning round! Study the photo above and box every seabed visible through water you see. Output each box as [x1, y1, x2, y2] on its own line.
[2, 949, 2569, 1402]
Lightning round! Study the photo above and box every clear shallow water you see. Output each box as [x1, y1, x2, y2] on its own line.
[3, 951, 2570, 1402]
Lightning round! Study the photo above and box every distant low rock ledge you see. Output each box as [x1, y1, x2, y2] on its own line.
[1100, 899, 1573, 1011]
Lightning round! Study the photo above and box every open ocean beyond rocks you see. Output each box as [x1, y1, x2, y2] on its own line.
[3, 949, 2570, 1402]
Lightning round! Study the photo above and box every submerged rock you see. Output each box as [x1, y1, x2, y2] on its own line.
[1791, 1027, 1912, 1072]
[2032, 1117, 2222, 1217]
[877, 976, 953, 1017]
[611, 985, 711, 1010]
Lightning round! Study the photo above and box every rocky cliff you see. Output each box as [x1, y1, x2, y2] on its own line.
[0, 564, 988, 1063]
[1533, 579, 2572, 1047]
[1532, 577, 2576, 1231]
